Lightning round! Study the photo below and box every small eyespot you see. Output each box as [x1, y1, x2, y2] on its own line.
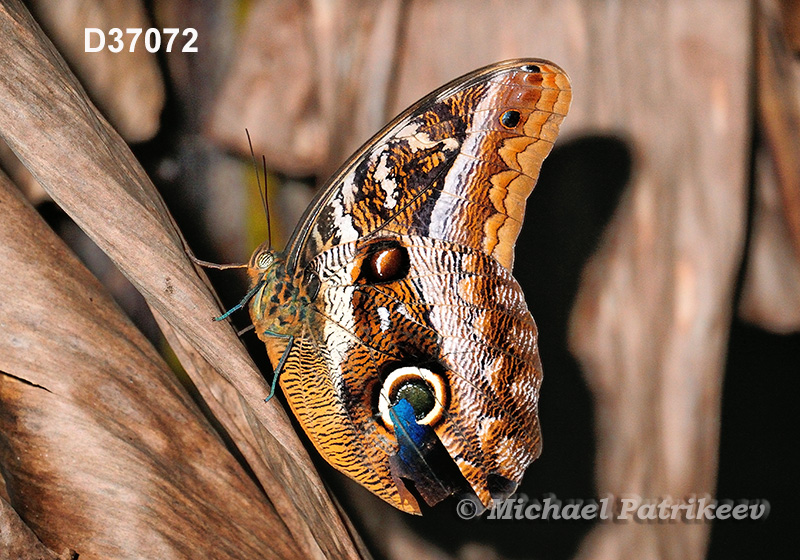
[521, 64, 541, 73]
[378, 366, 448, 429]
[361, 242, 409, 284]
[304, 269, 320, 301]
[500, 110, 521, 129]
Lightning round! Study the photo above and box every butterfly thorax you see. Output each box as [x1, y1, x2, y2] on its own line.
[247, 250, 318, 337]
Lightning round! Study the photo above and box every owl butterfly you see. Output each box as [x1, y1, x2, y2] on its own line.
[247, 59, 571, 514]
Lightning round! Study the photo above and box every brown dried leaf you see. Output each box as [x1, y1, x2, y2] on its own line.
[208, 0, 405, 178]
[208, 0, 328, 175]
[740, 0, 800, 332]
[757, 0, 800, 260]
[779, 0, 800, 53]
[0, 137, 47, 204]
[739, 149, 800, 331]
[567, 3, 753, 559]
[27, 0, 165, 142]
[0, 174, 295, 558]
[0, 1, 360, 558]
[0, 498, 76, 560]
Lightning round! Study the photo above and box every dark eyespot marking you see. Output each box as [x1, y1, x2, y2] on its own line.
[368, 247, 408, 282]
[304, 269, 320, 301]
[393, 378, 436, 420]
[360, 240, 409, 284]
[500, 110, 521, 129]
[521, 64, 541, 73]
[377, 365, 448, 428]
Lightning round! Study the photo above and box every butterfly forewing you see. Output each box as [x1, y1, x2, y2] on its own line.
[250, 59, 571, 514]
[287, 59, 570, 272]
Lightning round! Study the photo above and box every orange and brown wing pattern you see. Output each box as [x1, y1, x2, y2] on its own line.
[286, 59, 571, 273]
[297, 236, 543, 512]
[252, 60, 570, 514]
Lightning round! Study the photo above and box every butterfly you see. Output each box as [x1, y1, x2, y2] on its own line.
[245, 59, 571, 514]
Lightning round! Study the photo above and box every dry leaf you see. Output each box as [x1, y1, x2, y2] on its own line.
[0, 173, 295, 558]
[208, 0, 328, 176]
[0, 1, 361, 558]
[0, 498, 76, 560]
[27, 0, 165, 142]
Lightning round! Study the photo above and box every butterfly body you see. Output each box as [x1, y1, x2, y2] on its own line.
[247, 59, 571, 514]
[248, 252, 313, 334]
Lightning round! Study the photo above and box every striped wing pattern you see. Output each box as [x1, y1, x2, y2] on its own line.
[254, 60, 571, 514]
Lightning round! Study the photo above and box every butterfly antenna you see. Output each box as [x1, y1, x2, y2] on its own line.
[214, 280, 264, 321]
[262, 155, 273, 250]
[245, 129, 271, 249]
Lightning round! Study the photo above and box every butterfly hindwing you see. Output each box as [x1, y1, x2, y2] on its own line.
[250, 59, 571, 514]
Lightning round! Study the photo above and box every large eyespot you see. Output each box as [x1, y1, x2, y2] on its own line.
[378, 366, 447, 429]
[303, 269, 320, 301]
[500, 110, 521, 129]
[521, 64, 541, 73]
[360, 241, 409, 284]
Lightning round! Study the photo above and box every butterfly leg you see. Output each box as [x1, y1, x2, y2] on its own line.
[214, 281, 264, 321]
[262, 331, 294, 402]
[189, 254, 248, 270]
